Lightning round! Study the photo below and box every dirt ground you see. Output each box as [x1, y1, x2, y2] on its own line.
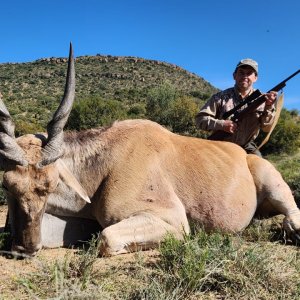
[0, 205, 294, 299]
[0, 205, 33, 297]
[0, 205, 71, 297]
[0, 205, 158, 298]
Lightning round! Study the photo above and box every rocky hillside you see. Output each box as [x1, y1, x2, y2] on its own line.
[0, 54, 218, 132]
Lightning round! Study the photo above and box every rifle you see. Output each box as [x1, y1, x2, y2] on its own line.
[208, 69, 300, 141]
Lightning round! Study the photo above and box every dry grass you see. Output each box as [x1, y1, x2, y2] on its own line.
[1, 216, 300, 300]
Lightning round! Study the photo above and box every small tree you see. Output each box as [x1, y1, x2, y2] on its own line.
[67, 97, 127, 130]
[146, 83, 201, 135]
[146, 82, 178, 125]
[165, 96, 199, 134]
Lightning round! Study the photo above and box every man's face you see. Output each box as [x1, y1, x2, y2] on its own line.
[233, 66, 257, 92]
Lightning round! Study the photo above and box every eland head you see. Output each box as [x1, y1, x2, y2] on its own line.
[1, 44, 89, 257]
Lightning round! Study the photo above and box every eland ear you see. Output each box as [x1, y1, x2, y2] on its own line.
[56, 159, 91, 203]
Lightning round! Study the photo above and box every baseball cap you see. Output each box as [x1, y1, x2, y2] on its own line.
[235, 58, 258, 74]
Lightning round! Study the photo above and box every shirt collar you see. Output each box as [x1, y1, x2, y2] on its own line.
[234, 86, 255, 100]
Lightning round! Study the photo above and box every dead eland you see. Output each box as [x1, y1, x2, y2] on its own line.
[1, 44, 300, 257]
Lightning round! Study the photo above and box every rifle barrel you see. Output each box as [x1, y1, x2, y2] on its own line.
[225, 69, 300, 120]
[269, 69, 300, 92]
[208, 69, 300, 142]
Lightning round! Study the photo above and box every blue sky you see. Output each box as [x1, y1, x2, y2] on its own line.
[1, 0, 300, 110]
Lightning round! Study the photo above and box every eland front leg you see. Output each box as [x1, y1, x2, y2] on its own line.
[99, 211, 189, 256]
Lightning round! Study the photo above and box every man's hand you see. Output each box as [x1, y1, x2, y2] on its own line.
[222, 120, 237, 133]
[265, 91, 278, 105]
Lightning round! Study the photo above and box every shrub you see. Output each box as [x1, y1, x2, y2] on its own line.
[165, 96, 199, 134]
[14, 119, 44, 136]
[146, 82, 178, 125]
[67, 97, 127, 130]
[146, 83, 200, 134]
[127, 103, 146, 119]
[261, 109, 300, 155]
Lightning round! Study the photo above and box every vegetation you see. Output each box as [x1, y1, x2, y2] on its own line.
[0, 53, 300, 299]
[1, 53, 299, 153]
[0, 54, 217, 135]
[145, 82, 200, 135]
[2, 224, 299, 299]
[260, 108, 300, 155]
[67, 97, 128, 130]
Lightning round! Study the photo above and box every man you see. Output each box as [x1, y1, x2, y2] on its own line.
[195, 58, 277, 156]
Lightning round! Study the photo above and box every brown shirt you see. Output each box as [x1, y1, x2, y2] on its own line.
[195, 87, 276, 146]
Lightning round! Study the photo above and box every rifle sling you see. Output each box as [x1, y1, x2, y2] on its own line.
[257, 93, 284, 150]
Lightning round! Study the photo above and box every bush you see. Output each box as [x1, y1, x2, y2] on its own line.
[14, 119, 44, 136]
[146, 83, 200, 134]
[67, 97, 127, 130]
[146, 82, 178, 125]
[165, 96, 199, 134]
[261, 109, 300, 155]
[127, 103, 146, 119]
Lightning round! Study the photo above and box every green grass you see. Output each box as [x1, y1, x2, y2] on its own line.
[137, 226, 300, 299]
[5, 222, 299, 300]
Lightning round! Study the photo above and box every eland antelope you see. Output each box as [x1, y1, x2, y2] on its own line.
[1, 44, 300, 257]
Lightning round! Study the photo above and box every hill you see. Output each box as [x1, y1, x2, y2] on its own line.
[0, 54, 300, 300]
[0, 54, 218, 131]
